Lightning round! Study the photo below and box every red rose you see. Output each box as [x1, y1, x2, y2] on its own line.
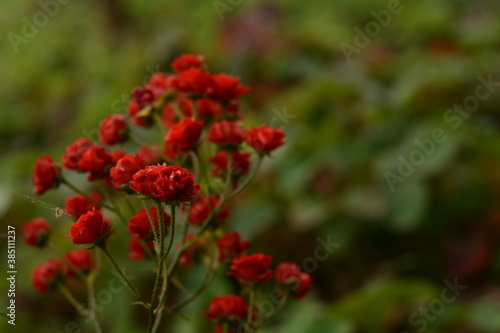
[99, 114, 128, 145]
[111, 149, 127, 163]
[210, 150, 251, 179]
[64, 249, 94, 278]
[130, 164, 199, 203]
[78, 145, 113, 180]
[136, 146, 160, 165]
[204, 294, 248, 321]
[33, 156, 60, 195]
[145, 73, 176, 99]
[208, 73, 250, 102]
[161, 98, 193, 127]
[62, 138, 93, 169]
[32, 258, 66, 293]
[66, 210, 112, 245]
[129, 236, 154, 260]
[217, 231, 250, 262]
[189, 196, 230, 226]
[110, 154, 147, 188]
[206, 121, 244, 147]
[164, 117, 203, 151]
[197, 98, 222, 120]
[22, 217, 50, 247]
[64, 193, 101, 219]
[128, 206, 171, 240]
[229, 253, 273, 283]
[171, 54, 205, 72]
[173, 68, 212, 95]
[245, 125, 285, 153]
[275, 262, 312, 299]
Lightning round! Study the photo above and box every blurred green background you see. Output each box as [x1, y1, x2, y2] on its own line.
[2, 0, 500, 332]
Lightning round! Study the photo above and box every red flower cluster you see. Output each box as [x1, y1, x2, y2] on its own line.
[275, 262, 312, 299]
[229, 253, 273, 283]
[66, 210, 112, 245]
[22, 217, 50, 247]
[62, 138, 94, 169]
[130, 164, 199, 202]
[33, 156, 60, 195]
[64, 193, 101, 219]
[204, 294, 248, 321]
[32, 258, 66, 292]
[99, 114, 128, 145]
[128, 206, 171, 240]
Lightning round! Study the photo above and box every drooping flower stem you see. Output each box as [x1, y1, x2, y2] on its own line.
[97, 243, 144, 303]
[62, 178, 114, 211]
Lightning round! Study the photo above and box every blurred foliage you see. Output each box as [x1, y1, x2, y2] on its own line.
[1, 0, 500, 332]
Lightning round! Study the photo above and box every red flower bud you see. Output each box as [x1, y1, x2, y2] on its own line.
[78, 145, 113, 180]
[245, 125, 285, 153]
[217, 231, 250, 262]
[173, 68, 212, 95]
[206, 121, 245, 147]
[229, 253, 273, 283]
[32, 258, 66, 293]
[208, 73, 250, 102]
[171, 54, 205, 72]
[110, 154, 147, 188]
[64, 193, 101, 219]
[204, 294, 248, 321]
[128, 206, 171, 240]
[22, 217, 50, 247]
[189, 196, 230, 226]
[65, 210, 112, 245]
[64, 249, 94, 278]
[99, 114, 128, 145]
[275, 262, 312, 299]
[210, 150, 251, 180]
[62, 138, 93, 170]
[33, 156, 60, 195]
[164, 117, 203, 152]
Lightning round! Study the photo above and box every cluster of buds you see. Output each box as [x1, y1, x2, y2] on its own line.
[26, 54, 306, 333]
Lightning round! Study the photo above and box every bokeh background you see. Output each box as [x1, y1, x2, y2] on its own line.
[2, 0, 500, 332]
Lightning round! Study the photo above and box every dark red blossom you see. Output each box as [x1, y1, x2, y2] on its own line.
[171, 54, 205, 72]
[130, 164, 199, 202]
[78, 145, 113, 180]
[99, 114, 128, 145]
[110, 154, 147, 188]
[62, 138, 93, 170]
[32, 258, 66, 293]
[22, 217, 50, 247]
[145, 73, 176, 99]
[33, 156, 60, 195]
[164, 117, 203, 152]
[64, 249, 94, 278]
[128, 206, 171, 240]
[229, 253, 273, 283]
[206, 121, 244, 147]
[66, 210, 112, 245]
[129, 236, 155, 260]
[204, 294, 248, 321]
[218, 231, 250, 262]
[173, 68, 212, 95]
[210, 150, 251, 180]
[208, 73, 250, 102]
[64, 193, 101, 219]
[275, 262, 312, 299]
[111, 149, 127, 163]
[245, 125, 285, 153]
[189, 196, 230, 226]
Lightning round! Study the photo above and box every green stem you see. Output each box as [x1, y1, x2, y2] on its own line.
[62, 179, 114, 211]
[98, 183, 128, 226]
[143, 200, 160, 256]
[162, 205, 176, 261]
[246, 285, 256, 332]
[57, 284, 89, 316]
[98, 244, 144, 303]
[227, 155, 263, 201]
[86, 272, 103, 333]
